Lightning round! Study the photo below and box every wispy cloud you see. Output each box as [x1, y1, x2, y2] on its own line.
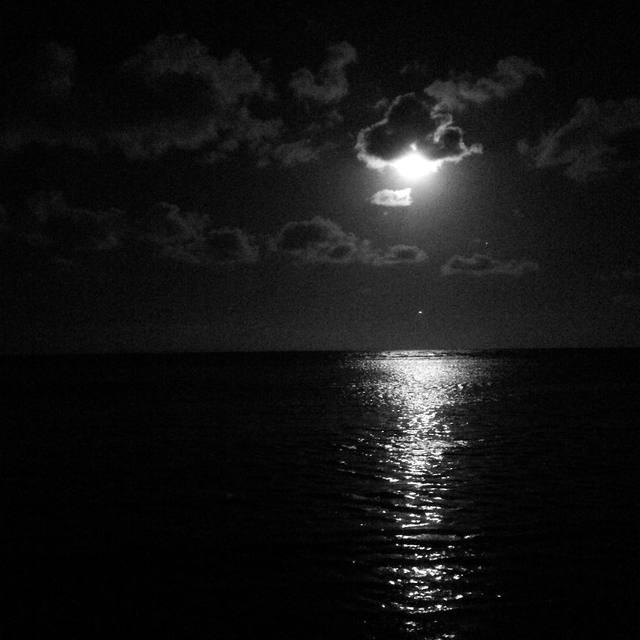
[289, 42, 357, 103]
[441, 253, 539, 277]
[425, 56, 544, 111]
[518, 97, 640, 181]
[137, 202, 259, 264]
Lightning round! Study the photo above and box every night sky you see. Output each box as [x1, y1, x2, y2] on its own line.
[2, 0, 639, 352]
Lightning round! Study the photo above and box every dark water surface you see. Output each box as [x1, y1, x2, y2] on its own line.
[4, 350, 639, 638]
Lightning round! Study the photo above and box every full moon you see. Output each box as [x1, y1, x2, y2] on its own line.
[392, 146, 440, 180]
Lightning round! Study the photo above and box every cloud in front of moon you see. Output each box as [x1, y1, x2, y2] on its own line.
[355, 93, 482, 173]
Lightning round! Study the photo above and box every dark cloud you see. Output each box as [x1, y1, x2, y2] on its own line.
[2, 198, 427, 268]
[370, 189, 413, 207]
[2, 196, 259, 265]
[205, 109, 284, 163]
[303, 109, 344, 134]
[272, 216, 367, 263]
[138, 202, 258, 264]
[15, 192, 126, 254]
[425, 56, 544, 111]
[519, 98, 640, 180]
[0, 36, 352, 166]
[0, 36, 291, 163]
[204, 228, 259, 263]
[376, 244, 427, 265]
[271, 217, 426, 265]
[356, 93, 481, 170]
[267, 139, 332, 167]
[441, 253, 539, 277]
[289, 42, 357, 104]
[120, 35, 264, 105]
[107, 35, 272, 159]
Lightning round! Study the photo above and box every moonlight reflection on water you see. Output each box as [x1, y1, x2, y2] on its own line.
[348, 353, 486, 630]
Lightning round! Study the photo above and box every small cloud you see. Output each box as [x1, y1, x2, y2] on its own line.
[290, 41, 357, 103]
[375, 244, 427, 265]
[370, 188, 413, 207]
[269, 139, 330, 166]
[519, 97, 640, 181]
[425, 56, 544, 111]
[202, 227, 259, 264]
[19, 192, 126, 254]
[271, 216, 427, 266]
[138, 202, 258, 264]
[441, 253, 539, 277]
[206, 109, 284, 162]
[272, 216, 367, 263]
[356, 93, 481, 171]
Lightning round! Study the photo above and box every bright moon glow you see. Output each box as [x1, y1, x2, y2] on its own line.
[392, 145, 440, 180]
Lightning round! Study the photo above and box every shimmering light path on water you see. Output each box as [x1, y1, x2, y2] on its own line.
[342, 354, 483, 625]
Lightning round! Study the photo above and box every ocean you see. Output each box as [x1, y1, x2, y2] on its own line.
[3, 350, 639, 638]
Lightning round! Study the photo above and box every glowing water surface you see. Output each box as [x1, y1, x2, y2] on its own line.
[338, 352, 494, 634]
